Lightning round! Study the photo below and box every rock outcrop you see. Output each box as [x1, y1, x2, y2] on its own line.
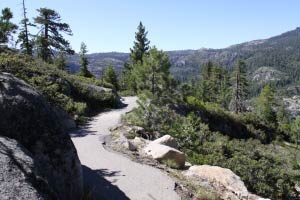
[0, 73, 83, 199]
[0, 136, 57, 200]
[283, 96, 300, 118]
[184, 165, 249, 200]
[287, 86, 300, 95]
[251, 67, 288, 84]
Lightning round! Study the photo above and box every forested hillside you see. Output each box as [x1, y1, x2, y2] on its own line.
[67, 27, 300, 90]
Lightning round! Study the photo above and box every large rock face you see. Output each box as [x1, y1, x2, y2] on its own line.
[0, 136, 57, 200]
[0, 73, 83, 199]
[184, 165, 249, 200]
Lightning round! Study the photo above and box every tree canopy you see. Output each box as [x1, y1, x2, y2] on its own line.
[130, 21, 150, 64]
[0, 8, 18, 45]
[34, 8, 74, 62]
[122, 21, 151, 93]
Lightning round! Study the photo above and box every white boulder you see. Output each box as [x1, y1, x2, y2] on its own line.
[143, 143, 185, 168]
[184, 165, 249, 200]
[150, 134, 179, 149]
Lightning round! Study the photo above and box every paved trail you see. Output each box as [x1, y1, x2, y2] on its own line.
[71, 97, 180, 200]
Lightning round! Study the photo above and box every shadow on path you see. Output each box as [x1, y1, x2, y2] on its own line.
[82, 165, 130, 200]
[69, 128, 97, 138]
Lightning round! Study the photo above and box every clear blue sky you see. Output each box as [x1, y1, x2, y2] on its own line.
[1, 0, 300, 53]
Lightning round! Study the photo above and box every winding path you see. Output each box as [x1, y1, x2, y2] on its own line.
[70, 97, 180, 200]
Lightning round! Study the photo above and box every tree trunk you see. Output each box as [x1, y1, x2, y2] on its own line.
[22, 0, 30, 54]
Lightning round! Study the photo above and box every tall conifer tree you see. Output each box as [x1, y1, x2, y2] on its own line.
[130, 22, 150, 64]
[0, 8, 17, 45]
[17, 0, 34, 55]
[255, 84, 277, 125]
[34, 8, 74, 62]
[229, 60, 248, 114]
[123, 22, 150, 93]
[78, 42, 93, 78]
[198, 61, 214, 102]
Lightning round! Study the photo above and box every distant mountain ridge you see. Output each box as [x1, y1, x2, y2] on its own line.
[67, 27, 300, 86]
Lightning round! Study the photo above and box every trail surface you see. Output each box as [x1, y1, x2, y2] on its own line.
[71, 97, 180, 200]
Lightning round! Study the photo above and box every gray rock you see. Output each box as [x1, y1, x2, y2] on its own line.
[127, 140, 138, 151]
[283, 96, 300, 118]
[287, 86, 300, 95]
[131, 137, 149, 150]
[52, 105, 77, 131]
[0, 73, 83, 200]
[0, 136, 56, 200]
[121, 138, 138, 151]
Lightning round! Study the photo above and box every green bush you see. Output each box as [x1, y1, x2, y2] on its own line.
[186, 96, 281, 143]
[162, 159, 181, 169]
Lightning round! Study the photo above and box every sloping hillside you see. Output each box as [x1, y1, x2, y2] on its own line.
[0, 49, 118, 123]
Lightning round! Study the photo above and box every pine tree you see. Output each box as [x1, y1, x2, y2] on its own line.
[122, 22, 150, 93]
[277, 103, 291, 133]
[277, 104, 289, 124]
[216, 68, 231, 108]
[0, 8, 18, 45]
[17, 0, 34, 55]
[104, 64, 119, 90]
[78, 42, 93, 78]
[130, 22, 150, 64]
[229, 60, 248, 114]
[198, 61, 214, 102]
[34, 8, 74, 62]
[197, 61, 231, 106]
[291, 117, 300, 146]
[135, 47, 171, 96]
[255, 84, 277, 125]
[55, 51, 67, 70]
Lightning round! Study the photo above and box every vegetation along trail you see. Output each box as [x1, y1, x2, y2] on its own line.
[71, 96, 180, 200]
